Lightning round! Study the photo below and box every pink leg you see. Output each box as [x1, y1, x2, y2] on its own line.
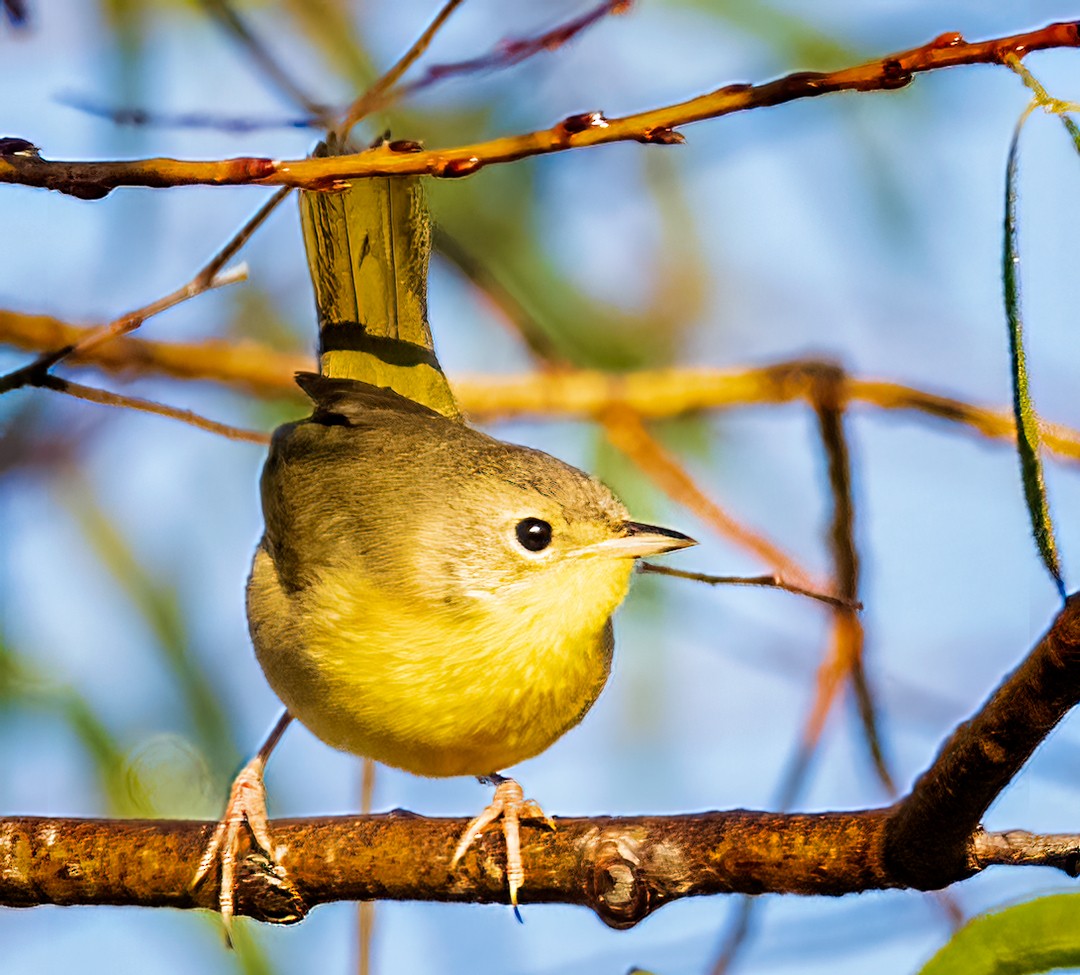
[193, 710, 293, 939]
[450, 775, 555, 918]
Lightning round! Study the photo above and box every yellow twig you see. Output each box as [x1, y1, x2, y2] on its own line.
[4, 318, 1080, 463]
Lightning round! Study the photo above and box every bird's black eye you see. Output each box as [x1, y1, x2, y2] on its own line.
[516, 518, 552, 552]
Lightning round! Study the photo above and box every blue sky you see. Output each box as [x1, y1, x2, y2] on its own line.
[3, 3, 1080, 973]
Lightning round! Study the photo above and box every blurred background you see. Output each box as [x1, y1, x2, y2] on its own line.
[2, 1, 1080, 973]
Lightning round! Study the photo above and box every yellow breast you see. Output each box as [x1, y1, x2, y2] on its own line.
[247, 546, 633, 777]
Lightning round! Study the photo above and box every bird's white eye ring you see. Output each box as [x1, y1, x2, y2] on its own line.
[516, 518, 552, 552]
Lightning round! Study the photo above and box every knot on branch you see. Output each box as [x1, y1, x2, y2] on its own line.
[762, 358, 849, 410]
[583, 828, 653, 928]
[234, 850, 308, 924]
[579, 826, 692, 928]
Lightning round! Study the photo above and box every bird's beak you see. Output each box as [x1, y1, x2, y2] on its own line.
[591, 521, 697, 559]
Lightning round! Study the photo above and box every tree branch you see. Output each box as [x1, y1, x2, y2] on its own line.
[3, 313, 1079, 464]
[3, 595, 1080, 924]
[885, 588, 1080, 888]
[2, 22, 1076, 198]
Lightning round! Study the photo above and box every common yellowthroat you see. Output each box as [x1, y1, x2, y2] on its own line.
[198, 374, 693, 922]
[196, 161, 694, 926]
[251, 373, 693, 781]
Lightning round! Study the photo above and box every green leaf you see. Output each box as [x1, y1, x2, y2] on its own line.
[1003, 107, 1066, 600]
[918, 893, 1080, 975]
[1058, 113, 1080, 158]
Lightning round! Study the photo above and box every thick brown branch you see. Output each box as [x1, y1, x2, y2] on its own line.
[0, 814, 1076, 928]
[3, 596, 1080, 924]
[0, 811, 894, 928]
[883, 591, 1080, 889]
[1, 22, 1076, 197]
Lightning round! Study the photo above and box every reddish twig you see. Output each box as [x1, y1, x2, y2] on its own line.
[601, 405, 823, 593]
[393, 0, 630, 100]
[3, 22, 1076, 197]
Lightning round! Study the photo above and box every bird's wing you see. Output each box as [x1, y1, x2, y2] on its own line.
[294, 370, 446, 425]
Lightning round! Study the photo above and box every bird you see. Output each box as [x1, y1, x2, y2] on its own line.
[252, 373, 694, 784]
[194, 156, 694, 929]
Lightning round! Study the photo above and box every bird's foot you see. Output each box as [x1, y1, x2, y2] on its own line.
[450, 775, 555, 919]
[193, 756, 278, 941]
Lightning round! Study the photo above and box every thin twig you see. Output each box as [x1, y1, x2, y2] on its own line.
[810, 371, 894, 795]
[198, 186, 293, 285]
[0, 185, 290, 397]
[601, 405, 822, 593]
[390, 0, 629, 104]
[639, 563, 855, 610]
[70, 265, 249, 361]
[335, 0, 468, 141]
[0, 265, 247, 395]
[198, 0, 332, 124]
[4, 22, 1078, 196]
[709, 897, 757, 975]
[59, 94, 322, 133]
[36, 375, 269, 445]
[970, 829, 1080, 873]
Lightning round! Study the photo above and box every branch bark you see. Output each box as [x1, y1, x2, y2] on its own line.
[3, 594, 1080, 926]
[1, 22, 1076, 197]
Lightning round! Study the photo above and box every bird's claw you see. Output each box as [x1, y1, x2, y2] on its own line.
[193, 757, 276, 943]
[450, 777, 555, 918]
